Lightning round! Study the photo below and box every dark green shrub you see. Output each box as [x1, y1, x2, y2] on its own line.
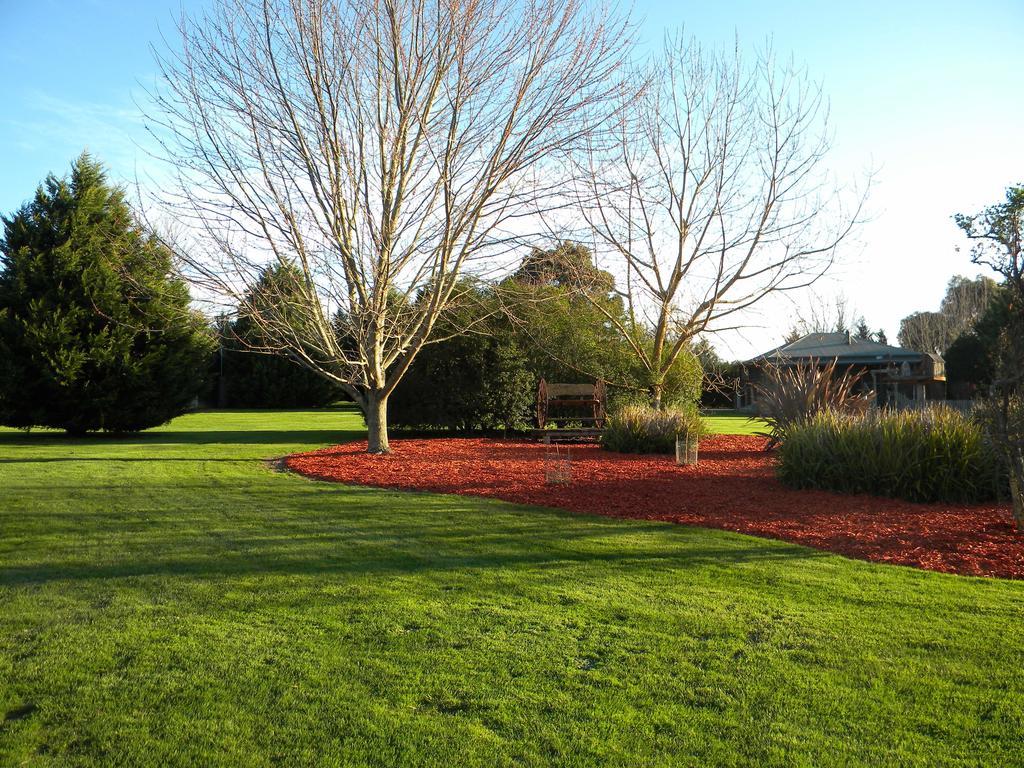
[501, 242, 703, 413]
[388, 282, 535, 431]
[601, 404, 706, 454]
[388, 327, 534, 431]
[776, 408, 1005, 503]
[0, 153, 214, 433]
[214, 344, 342, 408]
[210, 265, 344, 408]
[387, 243, 703, 432]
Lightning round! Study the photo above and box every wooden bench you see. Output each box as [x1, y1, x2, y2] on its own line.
[536, 379, 607, 432]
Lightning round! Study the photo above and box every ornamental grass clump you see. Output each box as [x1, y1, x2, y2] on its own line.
[776, 407, 1005, 504]
[601, 404, 706, 454]
[753, 359, 870, 448]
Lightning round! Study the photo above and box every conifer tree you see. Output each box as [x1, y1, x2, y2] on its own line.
[0, 153, 214, 433]
[218, 264, 342, 408]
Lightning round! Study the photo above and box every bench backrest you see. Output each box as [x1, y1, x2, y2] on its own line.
[546, 383, 596, 399]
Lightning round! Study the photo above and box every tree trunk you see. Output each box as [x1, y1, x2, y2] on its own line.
[1010, 448, 1024, 532]
[650, 383, 664, 410]
[365, 391, 390, 454]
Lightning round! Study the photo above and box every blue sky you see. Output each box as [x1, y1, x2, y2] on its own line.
[2, 0, 1022, 357]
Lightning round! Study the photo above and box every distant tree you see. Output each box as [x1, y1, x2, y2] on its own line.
[503, 243, 632, 386]
[388, 241, 705, 430]
[898, 311, 950, 355]
[944, 333, 991, 396]
[943, 287, 1011, 393]
[509, 241, 614, 296]
[940, 275, 999, 331]
[897, 275, 999, 355]
[575, 35, 865, 409]
[790, 294, 854, 338]
[217, 265, 343, 408]
[504, 242, 702, 409]
[389, 282, 535, 431]
[0, 154, 213, 434]
[786, 306, 885, 347]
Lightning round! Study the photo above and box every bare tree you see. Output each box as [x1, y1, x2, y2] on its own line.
[897, 275, 997, 355]
[897, 311, 951, 356]
[939, 275, 998, 331]
[574, 36, 865, 408]
[146, 0, 629, 451]
[787, 293, 853, 339]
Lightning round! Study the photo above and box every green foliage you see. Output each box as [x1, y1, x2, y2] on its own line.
[509, 240, 614, 296]
[974, 394, 1024, 443]
[852, 316, 887, 343]
[649, 345, 703, 410]
[502, 242, 702, 413]
[0, 153, 214, 433]
[944, 333, 992, 396]
[214, 265, 342, 408]
[500, 243, 638, 392]
[390, 243, 703, 432]
[944, 284, 1012, 395]
[753, 359, 870, 448]
[601, 404, 706, 454]
[388, 283, 535, 431]
[777, 407, 1005, 504]
[216, 343, 342, 409]
[954, 185, 1024, 298]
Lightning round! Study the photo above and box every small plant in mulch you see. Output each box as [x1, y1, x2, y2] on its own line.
[601, 404, 706, 454]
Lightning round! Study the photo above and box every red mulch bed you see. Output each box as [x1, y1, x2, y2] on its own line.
[283, 434, 1024, 579]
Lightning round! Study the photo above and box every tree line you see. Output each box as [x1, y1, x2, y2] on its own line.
[0, 159, 700, 433]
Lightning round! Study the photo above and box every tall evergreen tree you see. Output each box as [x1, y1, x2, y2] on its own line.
[0, 153, 214, 433]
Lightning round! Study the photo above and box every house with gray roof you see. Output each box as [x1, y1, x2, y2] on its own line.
[736, 331, 945, 411]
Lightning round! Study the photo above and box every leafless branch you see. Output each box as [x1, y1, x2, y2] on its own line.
[144, 0, 631, 450]
[571, 34, 868, 406]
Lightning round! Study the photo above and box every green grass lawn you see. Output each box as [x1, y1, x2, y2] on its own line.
[1, 407, 1022, 767]
[703, 411, 766, 436]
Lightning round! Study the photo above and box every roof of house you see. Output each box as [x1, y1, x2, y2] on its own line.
[744, 332, 927, 365]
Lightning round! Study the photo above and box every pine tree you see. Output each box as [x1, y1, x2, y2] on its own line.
[0, 153, 214, 433]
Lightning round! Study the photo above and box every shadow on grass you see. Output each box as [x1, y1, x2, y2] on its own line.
[0, 429, 363, 447]
[0, 457, 270, 463]
[0, 538, 821, 587]
[0, 483, 826, 588]
[136, 429, 365, 445]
